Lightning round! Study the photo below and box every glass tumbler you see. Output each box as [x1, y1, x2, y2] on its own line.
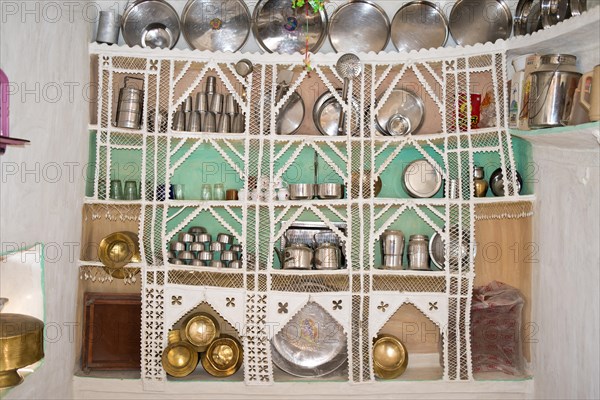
[172, 184, 185, 200]
[110, 179, 123, 200]
[124, 180, 138, 200]
[213, 183, 225, 200]
[201, 184, 213, 200]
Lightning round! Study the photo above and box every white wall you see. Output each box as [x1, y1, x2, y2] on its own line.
[531, 144, 600, 399]
[0, 1, 90, 398]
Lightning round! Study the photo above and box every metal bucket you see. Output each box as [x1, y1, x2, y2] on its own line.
[529, 54, 581, 128]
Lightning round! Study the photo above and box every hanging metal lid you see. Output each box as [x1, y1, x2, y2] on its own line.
[328, 1, 390, 53]
[181, 0, 251, 52]
[390, 1, 449, 53]
[121, 0, 181, 49]
[449, 0, 512, 46]
[253, 0, 328, 54]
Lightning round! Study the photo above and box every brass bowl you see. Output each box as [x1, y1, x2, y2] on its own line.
[201, 335, 242, 377]
[180, 313, 220, 352]
[373, 334, 408, 379]
[98, 231, 141, 278]
[161, 340, 198, 378]
[0, 313, 44, 388]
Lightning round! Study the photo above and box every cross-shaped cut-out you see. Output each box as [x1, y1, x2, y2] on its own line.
[171, 295, 182, 305]
[278, 302, 288, 314]
[429, 301, 438, 310]
[226, 297, 236, 307]
[333, 300, 343, 310]
[377, 301, 389, 312]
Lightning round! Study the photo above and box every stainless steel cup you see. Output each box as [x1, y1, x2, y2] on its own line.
[189, 242, 205, 252]
[229, 260, 243, 269]
[202, 112, 216, 132]
[381, 230, 405, 257]
[195, 93, 208, 112]
[183, 96, 193, 112]
[224, 94, 237, 114]
[170, 241, 186, 252]
[194, 233, 212, 243]
[210, 93, 224, 114]
[96, 11, 121, 44]
[216, 233, 234, 244]
[172, 106, 186, 131]
[407, 234, 430, 270]
[188, 226, 207, 234]
[210, 241, 226, 251]
[177, 251, 194, 264]
[187, 111, 201, 132]
[231, 113, 245, 133]
[178, 232, 195, 243]
[216, 113, 230, 133]
[220, 250, 238, 261]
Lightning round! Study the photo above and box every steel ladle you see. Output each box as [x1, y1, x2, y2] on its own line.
[335, 54, 362, 135]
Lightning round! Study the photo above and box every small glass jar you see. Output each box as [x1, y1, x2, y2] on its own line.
[201, 184, 213, 200]
[213, 183, 225, 200]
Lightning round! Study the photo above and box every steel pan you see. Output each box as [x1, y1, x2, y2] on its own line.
[390, 1, 449, 52]
[122, 0, 180, 49]
[328, 1, 390, 53]
[253, 0, 328, 54]
[181, 0, 251, 52]
[449, 0, 512, 46]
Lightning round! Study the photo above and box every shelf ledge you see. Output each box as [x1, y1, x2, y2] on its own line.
[510, 122, 600, 150]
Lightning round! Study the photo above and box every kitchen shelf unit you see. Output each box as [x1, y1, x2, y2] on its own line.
[88, 6, 600, 390]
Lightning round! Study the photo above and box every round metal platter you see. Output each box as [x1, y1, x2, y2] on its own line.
[449, 0, 512, 46]
[541, 0, 569, 29]
[313, 90, 359, 136]
[276, 92, 305, 135]
[122, 0, 181, 49]
[328, 1, 390, 53]
[428, 231, 445, 269]
[271, 302, 347, 377]
[402, 159, 442, 198]
[514, 0, 534, 36]
[390, 1, 449, 52]
[526, 1, 544, 34]
[569, 0, 587, 15]
[429, 226, 474, 269]
[375, 89, 425, 136]
[181, 0, 251, 52]
[253, 0, 328, 54]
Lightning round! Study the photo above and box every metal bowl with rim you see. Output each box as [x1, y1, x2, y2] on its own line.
[121, 0, 181, 49]
[375, 89, 424, 136]
[253, 0, 328, 54]
[98, 231, 141, 280]
[402, 159, 442, 198]
[271, 302, 347, 377]
[180, 312, 220, 352]
[181, 0, 251, 52]
[201, 335, 243, 377]
[161, 340, 198, 378]
[449, 0, 512, 46]
[390, 1, 449, 53]
[373, 334, 408, 379]
[313, 90, 359, 136]
[328, 0, 390, 53]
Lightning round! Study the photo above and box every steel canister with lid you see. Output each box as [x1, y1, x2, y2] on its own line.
[407, 234, 429, 270]
[529, 54, 581, 128]
[115, 76, 144, 129]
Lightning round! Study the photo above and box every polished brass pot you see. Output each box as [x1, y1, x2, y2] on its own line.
[0, 313, 44, 388]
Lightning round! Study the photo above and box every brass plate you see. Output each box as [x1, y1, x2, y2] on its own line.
[98, 231, 140, 270]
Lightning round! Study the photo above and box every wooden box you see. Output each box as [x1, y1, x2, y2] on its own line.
[82, 292, 141, 371]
